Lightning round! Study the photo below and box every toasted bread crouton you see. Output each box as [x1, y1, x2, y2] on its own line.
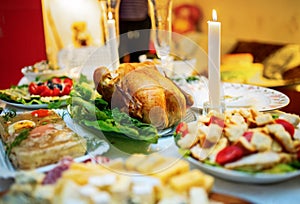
[271, 140, 283, 152]
[177, 132, 199, 149]
[190, 145, 210, 161]
[280, 113, 300, 127]
[206, 124, 223, 143]
[238, 108, 252, 119]
[229, 114, 246, 125]
[236, 137, 256, 153]
[251, 131, 272, 152]
[224, 124, 247, 142]
[249, 108, 261, 118]
[255, 113, 274, 126]
[266, 124, 296, 153]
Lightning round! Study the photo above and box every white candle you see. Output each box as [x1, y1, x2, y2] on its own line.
[107, 11, 120, 71]
[208, 9, 221, 109]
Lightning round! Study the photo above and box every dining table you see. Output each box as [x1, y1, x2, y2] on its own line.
[1, 99, 300, 204]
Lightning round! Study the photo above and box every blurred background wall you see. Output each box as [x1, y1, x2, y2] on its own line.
[174, 0, 300, 44]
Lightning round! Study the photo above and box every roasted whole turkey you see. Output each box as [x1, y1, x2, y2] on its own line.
[93, 62, 194, 129]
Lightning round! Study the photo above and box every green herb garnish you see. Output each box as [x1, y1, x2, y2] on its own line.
[6, 129, 30, 155]
[48, 100, 63, 109]
[272, 114, 280, 119]
[186, 75, 200, 83]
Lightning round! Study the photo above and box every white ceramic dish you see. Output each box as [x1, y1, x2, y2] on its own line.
[1, 100, 50, 109]
[188, 157, 300, 184]
[1, 100, 68, 109]
[0, 109, 110, 176]
[21, 65, 68, 82]
[179, 80, 290, 112]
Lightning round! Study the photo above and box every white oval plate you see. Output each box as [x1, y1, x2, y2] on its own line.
[1, 99, 67, 109]
[179, 80, 290, 112]
[1, 100, 49, 109]
[188, 156, 300, 184]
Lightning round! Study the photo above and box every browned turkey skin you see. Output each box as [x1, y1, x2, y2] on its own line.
[93, 62, 194, 129]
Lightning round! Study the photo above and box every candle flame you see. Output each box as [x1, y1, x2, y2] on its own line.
[212, 9, 217, 21]
[108, 11, 113, 20]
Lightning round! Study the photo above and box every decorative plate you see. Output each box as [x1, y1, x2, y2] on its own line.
[179, 80, 290, 111]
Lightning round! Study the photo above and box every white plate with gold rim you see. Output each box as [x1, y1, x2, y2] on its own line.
[177, 78, 290, 112]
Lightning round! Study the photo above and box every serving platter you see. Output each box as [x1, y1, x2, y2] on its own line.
[0, 109, 110, 176]
[0, 76, 73, 109]
[1, 100, 48, 109]
[188, 157, 300, 184]
[0, 100, 67, 109]
[178, 79, 290, 111]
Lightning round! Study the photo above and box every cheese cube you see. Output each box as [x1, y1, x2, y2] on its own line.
[125, 154, 146, 171]
[169, 169, 205, 191]
[136, 153, 166, 173]
[152, 159, 190, 183]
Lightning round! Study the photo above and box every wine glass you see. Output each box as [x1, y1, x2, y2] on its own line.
[148, 0, 173, 76]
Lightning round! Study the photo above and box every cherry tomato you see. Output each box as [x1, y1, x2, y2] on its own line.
[63, 78, 73, 86]
[175, 122, 189, 137]
[37, 84, 47, 94]
[208, 115, 225, 128]
[51, 77, 61, 84]
[216, 145, 244, 165]
[61, 85, 72, 96]
[243, 131, 253, 142]
[40, 87, 53, 97]
[31, 109, 50, 117]
[275, 119, 295, 138]
[28, 82, 39, 95]
[29, 77, 72, 97]
[52, 87, 61, 96]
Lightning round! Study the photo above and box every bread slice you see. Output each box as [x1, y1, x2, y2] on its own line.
[0, 109, 87, 169]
